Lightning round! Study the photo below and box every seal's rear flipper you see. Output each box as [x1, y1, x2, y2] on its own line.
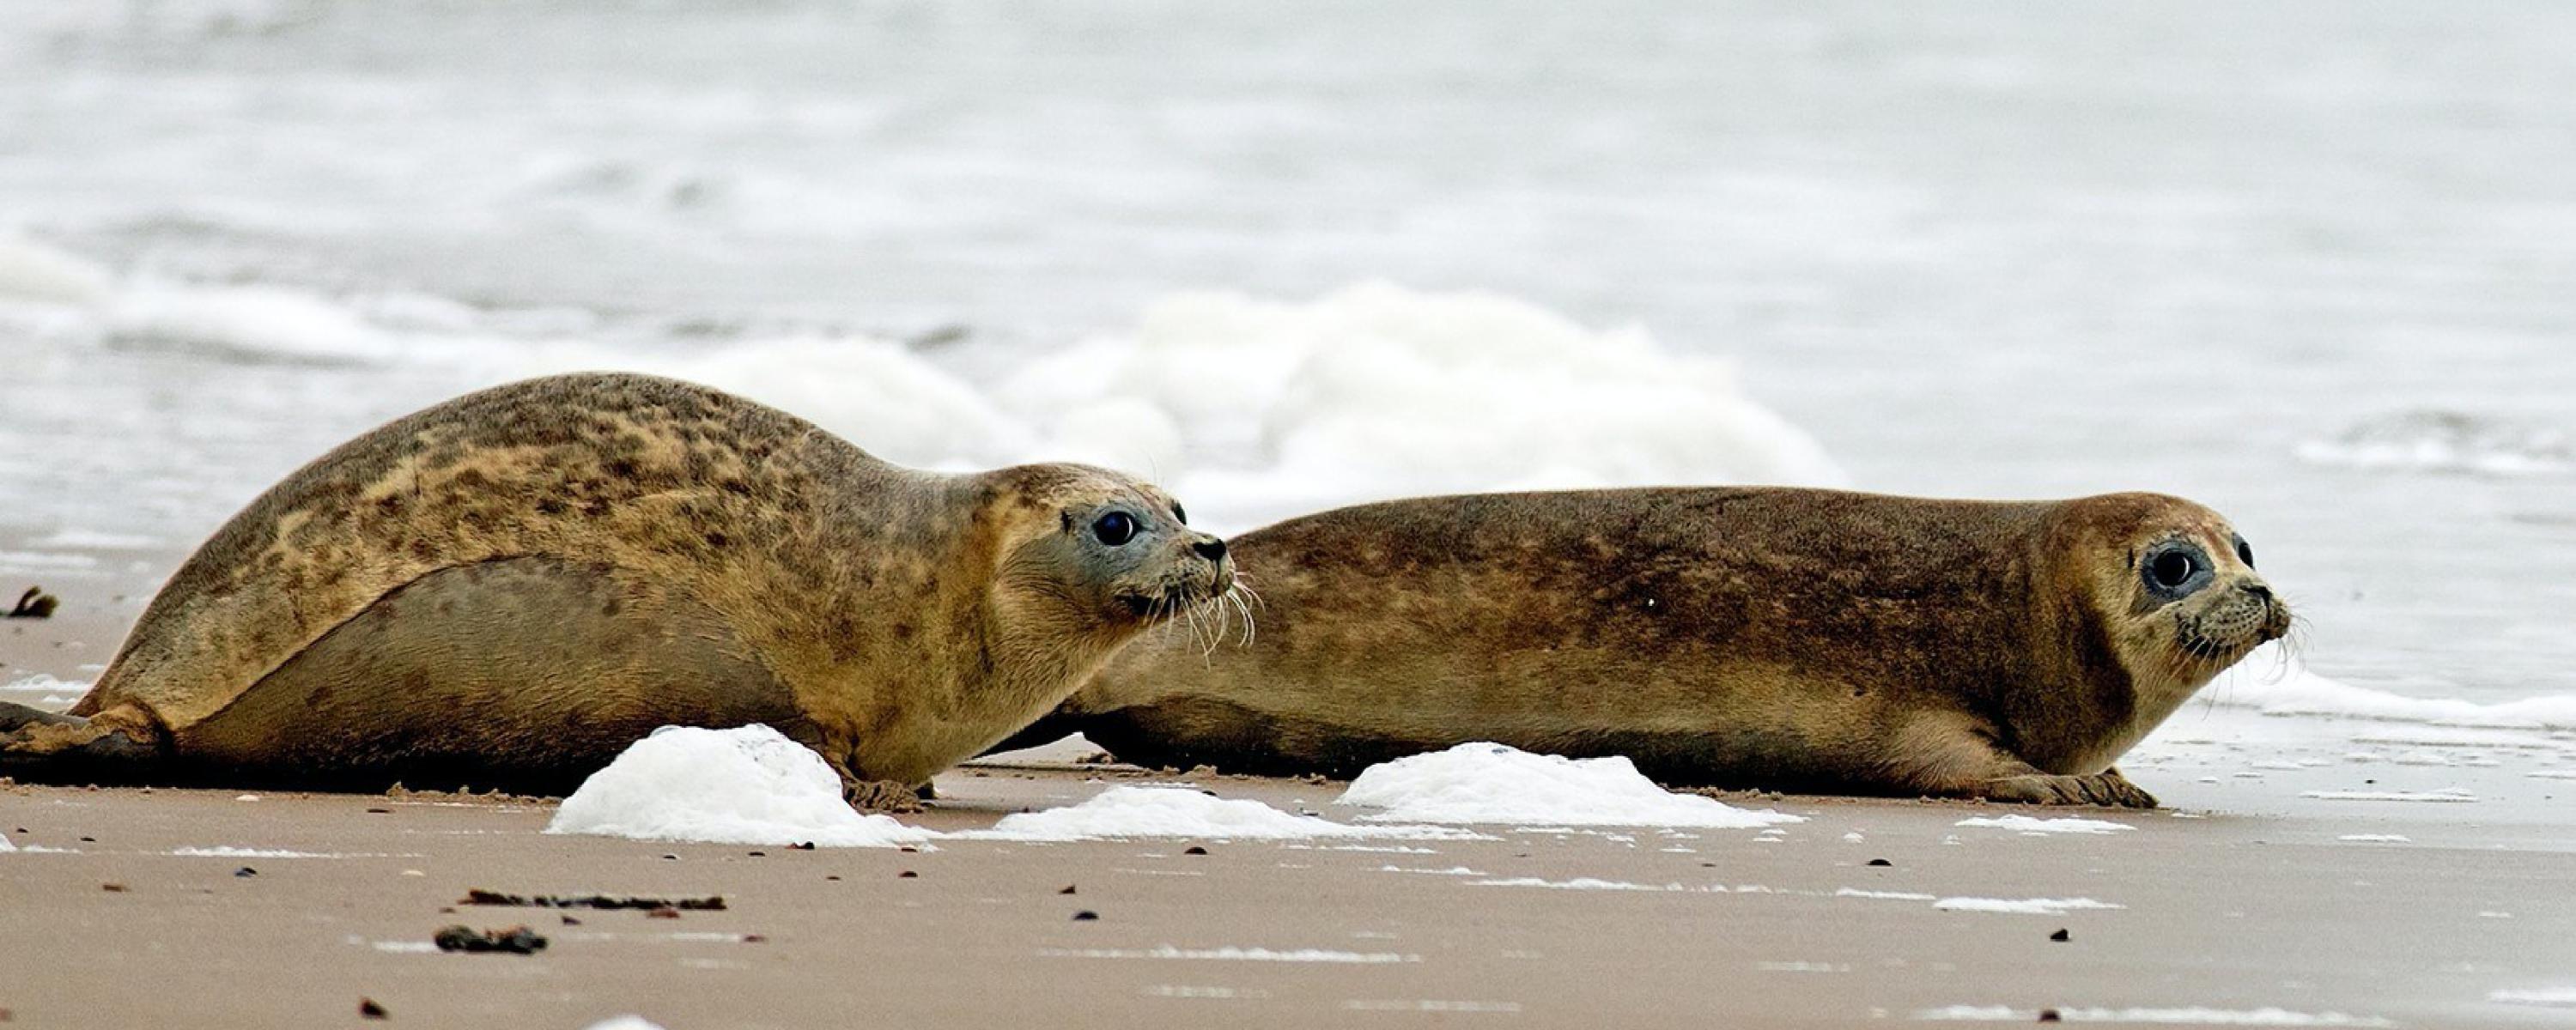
[1, 700, 83, 732]
[0, 704, 161, 784]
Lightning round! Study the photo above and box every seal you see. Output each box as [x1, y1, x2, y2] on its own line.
[0, 373, 1234, 806]
[995, 488, 2287, 808]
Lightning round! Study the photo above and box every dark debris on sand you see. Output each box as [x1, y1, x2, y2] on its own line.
[6, 587, 57, 620]
[461, 889, 726, 912]
[432, 925, 548, 954]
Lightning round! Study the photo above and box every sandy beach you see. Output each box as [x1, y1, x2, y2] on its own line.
[7, 593, 2575, 1029]
[5, 752, 2573, 1028]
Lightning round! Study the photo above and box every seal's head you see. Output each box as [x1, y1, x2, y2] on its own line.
[976, 464, 1235, 644]
[2059, 493, 2293, 686]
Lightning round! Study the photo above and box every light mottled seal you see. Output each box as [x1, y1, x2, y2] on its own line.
[1, 373, 1232, 804]
[998, 488, 2287, 808]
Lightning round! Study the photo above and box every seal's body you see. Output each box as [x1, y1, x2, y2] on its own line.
[2, 373, 1231, 802]
[1000, 488, 2285, 807]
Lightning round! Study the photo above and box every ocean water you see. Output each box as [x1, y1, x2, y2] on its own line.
[1, 0, 2570, 712]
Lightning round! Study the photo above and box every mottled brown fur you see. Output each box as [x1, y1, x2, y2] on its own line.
[1005, 488, 2287, 808]
[3, 373, 1230, 797]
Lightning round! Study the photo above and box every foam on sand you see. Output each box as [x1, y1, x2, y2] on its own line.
[2299, 790, 2477, 803]
[1953, 815, 2134, 835]
[0, 831, 15, 853]
[582, 1019, 670, 1030]
[1468, 877, 1693, 892]
[1335, 742, 1801, 828]
[1038, 945, 1419, 964]
[1931, 897, 2125, 915]
[960, 786, 1467, 842]
[1917, 1005, 2393, 1026]
[547, 724, 933, 848]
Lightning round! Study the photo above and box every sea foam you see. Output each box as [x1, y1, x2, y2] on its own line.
[546, 724, 933, 848]
[958, 785, 1465, 842]
[1336, 742, 1801, 828]
[2208, 648, 2576, 732]
[485, 283, 1845, 530]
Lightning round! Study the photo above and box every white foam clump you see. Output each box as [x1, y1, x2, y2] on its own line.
[547, 724, 933, 848]
[2208, 647, 2576, 731]
[583, 1018, 670, 1030]
[171, 846, 332, 858]
[1335, 742, 1801, 828]
[999, 284, 1845, 524]
[1931, 896, 2124, 915]
[962, 786, 1465, 842]
[0, 832, 15, 853]
[1953, 815, 2133, 835]
[1917, 1005, 2392, 1026]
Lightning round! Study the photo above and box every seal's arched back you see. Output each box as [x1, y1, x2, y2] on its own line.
[1, 373, 1233, 805]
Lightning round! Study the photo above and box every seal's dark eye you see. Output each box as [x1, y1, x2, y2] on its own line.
[1092, 512, 1138, 546]
[2150, 550, 2196, 591]
[2234, 536, 2255, 568]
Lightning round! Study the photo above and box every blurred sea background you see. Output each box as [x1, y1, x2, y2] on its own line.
[2, 0, 2570, 710]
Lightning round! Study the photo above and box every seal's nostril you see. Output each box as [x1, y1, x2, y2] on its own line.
[1192, 537, 1227, 561]
[2242, 582, 2273, 601]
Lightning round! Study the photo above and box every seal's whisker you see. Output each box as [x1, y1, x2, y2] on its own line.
[1197, 595, 1229, 657]
[1231, 577, 1269, 613]
[1227, 585, 1257, 646]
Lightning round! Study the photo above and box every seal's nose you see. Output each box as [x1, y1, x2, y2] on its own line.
[2240, 582, 2273, 602]
[1192, 536, 1228, 561]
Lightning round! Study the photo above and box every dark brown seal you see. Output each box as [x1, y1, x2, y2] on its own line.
[1, 373, 1232, 804]
[997, 488, 2287, 807]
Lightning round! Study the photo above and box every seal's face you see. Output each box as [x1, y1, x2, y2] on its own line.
[1060, 492, 1236, 625]
[994, 471, 1235, 632]
[2113, 516, 2292, 676]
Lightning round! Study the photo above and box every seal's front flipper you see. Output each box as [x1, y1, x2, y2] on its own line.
[0, 704, 162, 784]
[1979, 767, 2158, 809]
[1896, 714, 2160, 809]
[842, 778, 925, 814]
